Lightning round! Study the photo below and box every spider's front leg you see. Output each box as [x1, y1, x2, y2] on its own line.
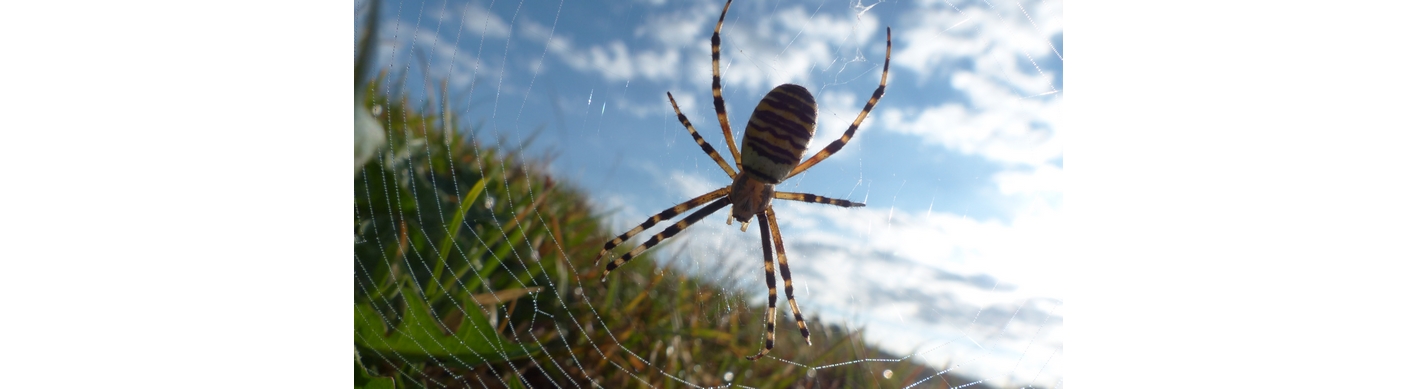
[595, 187, 729, 267]
[599, 197, 730, 282]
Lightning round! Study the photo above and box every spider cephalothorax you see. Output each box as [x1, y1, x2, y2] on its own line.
[595, 0, 890, 361]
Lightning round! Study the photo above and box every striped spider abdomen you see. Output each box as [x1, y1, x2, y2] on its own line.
[728, 84, 818, 224]
[740, 84, 818, 185]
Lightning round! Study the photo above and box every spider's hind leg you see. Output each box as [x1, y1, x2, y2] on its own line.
[765, 207, 810, 344]
[746, 206, 812, 360]
[746, 210, 779, 361]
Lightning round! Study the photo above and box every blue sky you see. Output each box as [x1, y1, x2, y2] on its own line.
[362, 0, 1063, 385]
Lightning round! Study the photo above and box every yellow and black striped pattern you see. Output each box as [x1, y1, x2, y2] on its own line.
[746, 207, 815, 360]
[746, 212, 779, 361]
[667, 92, 736, 179]
[740, 84, 817, 184]
[596, 187, 730, 267]
[774, 191, 864, 208]
[711, 0, 741, 169]
[597, 0, 890, 362]
[601, 198, 731, 281]
[766, 208, 810, 344]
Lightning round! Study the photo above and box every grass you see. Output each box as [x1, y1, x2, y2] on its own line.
[353, 3, 996, 387]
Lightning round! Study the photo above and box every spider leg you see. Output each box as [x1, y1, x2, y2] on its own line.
[667, 92, 737, 179]
[746, 210, 779, 360]
[596, 187, 730, 266]
[774, 191, 865, 208]
[786, 27, 891, 179]
[711, 0, 742, 170]
[766, 206, 810, 345]
[601, 197, 731, 281]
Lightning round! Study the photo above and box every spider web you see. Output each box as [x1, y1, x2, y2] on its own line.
[355, 0, 1063, 387]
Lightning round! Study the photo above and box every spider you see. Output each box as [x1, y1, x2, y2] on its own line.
[594, 0, 890, 361]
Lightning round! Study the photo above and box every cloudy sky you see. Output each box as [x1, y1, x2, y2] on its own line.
[362, 0, 1063, 385]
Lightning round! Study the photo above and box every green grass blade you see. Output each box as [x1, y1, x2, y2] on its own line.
[425, 177, 489, 297]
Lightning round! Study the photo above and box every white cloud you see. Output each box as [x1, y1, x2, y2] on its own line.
[994, 163, 1063, 197]
[876, 0, 1062, 170]
[774, 199, 1061, 292]
[719, 5, 884, 91]
[456, 2, 511, 39]
[520, 19, 573, 59]
[666, 169, 723, 199]
[576, 40, 685, 83]
[585, 41, 638, 81]
[878, 72, 1062, 167]
[530, 29, 685, 85]
[599, 193, 645, 234]
[629, 190, 1067, 384]
[633, 2, 718, 48]
[768, 193, 1064, 383]
[894, 0, 1061, 85]
[809, 89, 868, 162]
[534, 2, 888, 100]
